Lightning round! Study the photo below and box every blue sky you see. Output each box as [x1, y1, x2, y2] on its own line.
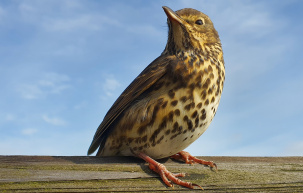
[1, 0, 303, 156]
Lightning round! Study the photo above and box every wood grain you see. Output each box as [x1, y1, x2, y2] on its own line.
[0, 156, 302, 192]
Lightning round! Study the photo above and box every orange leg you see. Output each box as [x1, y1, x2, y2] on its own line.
[137, 152, 203, 189]
[170, 151, 217, 171]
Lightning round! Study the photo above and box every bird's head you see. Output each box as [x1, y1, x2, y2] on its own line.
[162, 6, 220, 55]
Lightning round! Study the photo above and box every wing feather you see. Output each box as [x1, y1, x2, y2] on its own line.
[87, 55, 178, 155]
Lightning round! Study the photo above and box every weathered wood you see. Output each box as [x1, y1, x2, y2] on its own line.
[0, 156, 302, 192]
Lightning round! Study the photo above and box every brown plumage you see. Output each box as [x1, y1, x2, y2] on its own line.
[88, 6, 225, 189]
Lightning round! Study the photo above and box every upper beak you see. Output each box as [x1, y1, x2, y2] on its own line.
[162, 6, 184, 24]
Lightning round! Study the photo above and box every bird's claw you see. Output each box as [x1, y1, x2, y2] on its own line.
[138, 152, 203, 189]
[171, 150, 217, 171]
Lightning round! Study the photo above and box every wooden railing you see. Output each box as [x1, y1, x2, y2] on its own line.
[0, 156, 302, 192]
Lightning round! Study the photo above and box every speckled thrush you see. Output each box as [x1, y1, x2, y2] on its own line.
[88, 6, 225, 189]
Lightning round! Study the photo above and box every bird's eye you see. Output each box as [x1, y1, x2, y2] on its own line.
[195, 19, 203, 25]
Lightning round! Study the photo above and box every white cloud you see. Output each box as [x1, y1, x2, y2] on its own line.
[282, 141, 303, 156]
[177, 0, 284, 39]
[18, 1, 41, 23]
[219, 3, 281, 38]
[0, 130, 91, 155]
[22, 128, 38, 136]
[53, 45, 83, 56]
[43, 15, 101, 32]
[17, 84, 43, 99]
[126, 24, 163, 37]
[74, 101, 87, 110]
[18, 2, 34, 13]
[0, 5, 5, 21]
[17, 72, 71, 100]
[43, 72, 70, 83]
[102, 76, 121, 97]
[16, 1, 120, 33]
[42, 115, 66, 126]
[5, 113, 16, 121]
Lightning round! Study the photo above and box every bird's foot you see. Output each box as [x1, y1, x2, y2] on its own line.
[138, 152, 203, 189]
[170, 151, 217, 171]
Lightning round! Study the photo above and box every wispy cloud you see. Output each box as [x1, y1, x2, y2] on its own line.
[42, 115, 66, 126]
[4, 113, 15, 121]
[16, 72, 71, 100]
[43, 15, 102, 32]
[177, 1, 286, 40]
[16, 1, 121, 33]
[283, 141, 303, 156]
[102, 76, 121, 97]
[53, 45, 83, 56]
[22, 128, 38, 136]
[74, 101, 87, 110]
[0, 5, 5, 21]
[218, 3, 282, 38]
[17, 84, 43, 100]
[126, 24, 163, 37]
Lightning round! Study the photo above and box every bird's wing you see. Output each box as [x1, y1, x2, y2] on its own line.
[87, 55, 178, 155]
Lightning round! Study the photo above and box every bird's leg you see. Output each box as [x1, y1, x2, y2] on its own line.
[137, 152, 203, 189]
[170, 151, 217, 171]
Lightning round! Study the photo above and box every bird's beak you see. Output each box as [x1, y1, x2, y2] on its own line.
[162, 6, 184, 25]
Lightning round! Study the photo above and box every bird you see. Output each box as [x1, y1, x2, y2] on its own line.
[88, 6, 225, 189]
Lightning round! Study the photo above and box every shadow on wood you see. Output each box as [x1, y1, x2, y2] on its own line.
[0, 156, 303, 192]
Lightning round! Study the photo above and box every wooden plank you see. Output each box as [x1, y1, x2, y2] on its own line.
[0, 156, 302, 192]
